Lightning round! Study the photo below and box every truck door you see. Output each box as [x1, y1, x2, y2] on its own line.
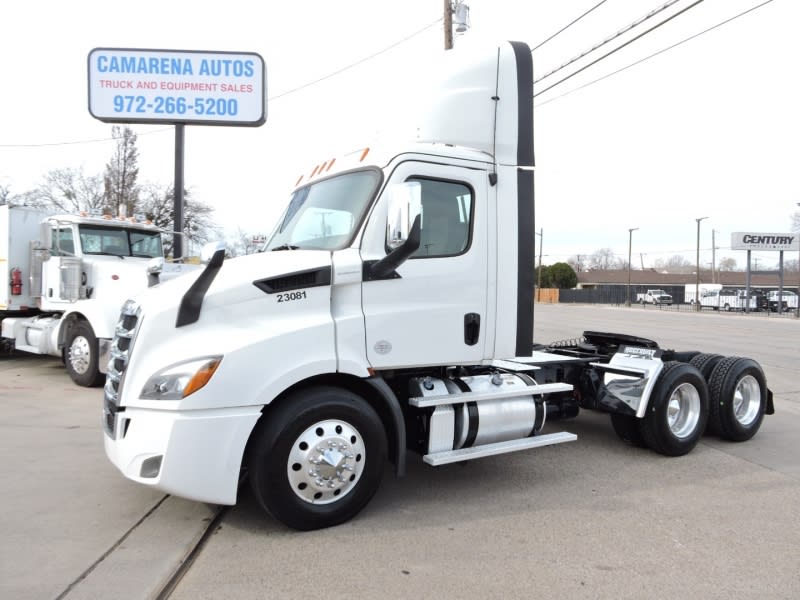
[360, 161, 489, 368]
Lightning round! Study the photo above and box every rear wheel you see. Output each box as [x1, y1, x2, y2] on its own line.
[641, 362, 708, 456]
[707, 357, 767, 442]
[65, 321, 105, 387]
[248, 386, 386, 531]
[689, 353, 724, 433]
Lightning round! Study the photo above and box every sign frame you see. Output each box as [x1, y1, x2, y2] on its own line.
[87, 47, 266, 127]
[731, 232, 799, 252]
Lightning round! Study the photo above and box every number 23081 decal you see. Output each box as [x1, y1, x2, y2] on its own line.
[276, 290, 307, 303]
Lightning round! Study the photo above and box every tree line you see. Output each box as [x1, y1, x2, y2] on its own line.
[1, 126, 216, 258]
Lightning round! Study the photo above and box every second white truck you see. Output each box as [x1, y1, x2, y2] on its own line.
[103, 41, 774, 530]
[1, 204, 193, 385]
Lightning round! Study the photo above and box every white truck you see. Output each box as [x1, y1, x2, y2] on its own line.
[765, 289, 796, 312]
[0, 203, 192, 386]
[636, 289, 673, 305]
[103, 41, 774, 531]
[693, 287, 767, 312]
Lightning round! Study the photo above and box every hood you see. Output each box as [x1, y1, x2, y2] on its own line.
[131, 249, 333, 324]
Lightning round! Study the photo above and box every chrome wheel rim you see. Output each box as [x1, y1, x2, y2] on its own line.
[68, 336, 92, 375]
[287, 419, 365, 504]
[733, 375, 761, 426]
[667, 382, 701, 439]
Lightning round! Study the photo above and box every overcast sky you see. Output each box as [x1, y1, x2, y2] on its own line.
[2, 0, 798, 270]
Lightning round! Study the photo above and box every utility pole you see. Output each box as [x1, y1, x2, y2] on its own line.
[695, 217, 708, 310]
[444, 0, 454, 50]
[711, 229, 717, 284]
[626, 228, 638, 307]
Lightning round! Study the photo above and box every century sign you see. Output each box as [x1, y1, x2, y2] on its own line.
[88, 48, 266, 126]
[731, 232, 799, 251]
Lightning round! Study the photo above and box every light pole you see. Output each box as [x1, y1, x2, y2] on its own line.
[695, 217, 708, 311]
[626, 227, 638, 307]
[796, 203, 800, 318]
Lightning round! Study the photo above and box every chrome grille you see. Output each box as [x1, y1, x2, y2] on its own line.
[103, 299, 141, 437]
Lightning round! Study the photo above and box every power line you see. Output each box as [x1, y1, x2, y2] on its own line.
[534, 0, 681, 84]
[535, 0, 775, 107]
[530, 0, 610, 53]
[269, 18, 442, 101]
[534, 0, 706, 98]
[0, 127, 173, 149]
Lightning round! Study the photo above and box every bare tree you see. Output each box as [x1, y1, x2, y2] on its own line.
[22, 167, 104, 212]
[588, 248, 621, 270]
[104, 125, 139, 216]
[138, 183, 218, 257]
[567, 255, 585, 273]
[718, 257, 738, 271]
[653, 255, 694, 274]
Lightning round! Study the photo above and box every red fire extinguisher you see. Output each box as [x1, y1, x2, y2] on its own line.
[10, 268, 23, 295]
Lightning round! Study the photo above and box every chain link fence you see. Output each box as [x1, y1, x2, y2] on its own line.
[542, 284, 800, 318]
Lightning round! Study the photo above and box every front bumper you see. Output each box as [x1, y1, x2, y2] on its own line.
[104, 403, 262, 505]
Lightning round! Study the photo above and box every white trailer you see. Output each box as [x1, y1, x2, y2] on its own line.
[0, 204, 194, 386]
[102, 41, 774, 530]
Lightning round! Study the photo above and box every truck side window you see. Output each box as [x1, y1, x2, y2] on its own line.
[51, 228, 75, 255]
[408, 177, 473, 258]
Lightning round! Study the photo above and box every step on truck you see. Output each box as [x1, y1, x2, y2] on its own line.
[103, 41, 774, 530]
[0, 204, 194, 386]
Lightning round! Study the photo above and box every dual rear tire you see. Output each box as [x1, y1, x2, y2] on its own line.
[611, 355, 768, 454]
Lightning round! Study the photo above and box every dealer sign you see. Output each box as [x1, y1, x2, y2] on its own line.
[731, 232, 799, 251]
[88, 48, 266, 126]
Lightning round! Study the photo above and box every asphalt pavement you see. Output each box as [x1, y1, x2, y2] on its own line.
[1, 305, 798, 599]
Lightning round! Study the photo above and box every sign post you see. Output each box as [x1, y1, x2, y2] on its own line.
[88, 48, 267, 258]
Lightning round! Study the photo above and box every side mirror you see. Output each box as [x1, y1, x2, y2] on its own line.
[200, 241, 226, 265]
[386, 181, 422, 250]
[146, 256, 164, 287]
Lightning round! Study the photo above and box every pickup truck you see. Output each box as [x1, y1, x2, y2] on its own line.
[636, 289, 673, 305]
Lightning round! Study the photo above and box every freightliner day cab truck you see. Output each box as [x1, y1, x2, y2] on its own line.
[103, 41, 774, 530]
[1, 204, 192, 386]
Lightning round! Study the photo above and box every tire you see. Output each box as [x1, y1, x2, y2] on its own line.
[724, 303, 731, 312]
[65, 321, 105, 387]
[610, 413, 646, 448]
[689, 353, 724, 381]
[248, 386, 387, 531]
[640, 362, 709, 456]
[707, 356, 767, 442]
[689, 353, 724, 434]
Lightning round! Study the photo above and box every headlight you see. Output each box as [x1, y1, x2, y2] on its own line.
[140, 356, 222, 400]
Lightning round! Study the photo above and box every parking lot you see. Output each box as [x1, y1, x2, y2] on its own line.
[2, 304, 798, 599]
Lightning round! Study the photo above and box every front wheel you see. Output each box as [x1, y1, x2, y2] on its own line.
[65, 321, 105, 387]
[707, 357, 767, 442]
[248, 386, 387, 531]
[641, 362, 709, 456]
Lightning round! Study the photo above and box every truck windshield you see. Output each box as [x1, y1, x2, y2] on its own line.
[78, 225, 163, 258]
[266, 170, 380, 251]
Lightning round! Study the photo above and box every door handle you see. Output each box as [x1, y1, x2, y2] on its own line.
[464, 313, 480, 346]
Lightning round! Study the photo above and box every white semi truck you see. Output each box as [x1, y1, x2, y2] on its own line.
[103, 41, 774, 530]
[0, 204, 191, 386]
